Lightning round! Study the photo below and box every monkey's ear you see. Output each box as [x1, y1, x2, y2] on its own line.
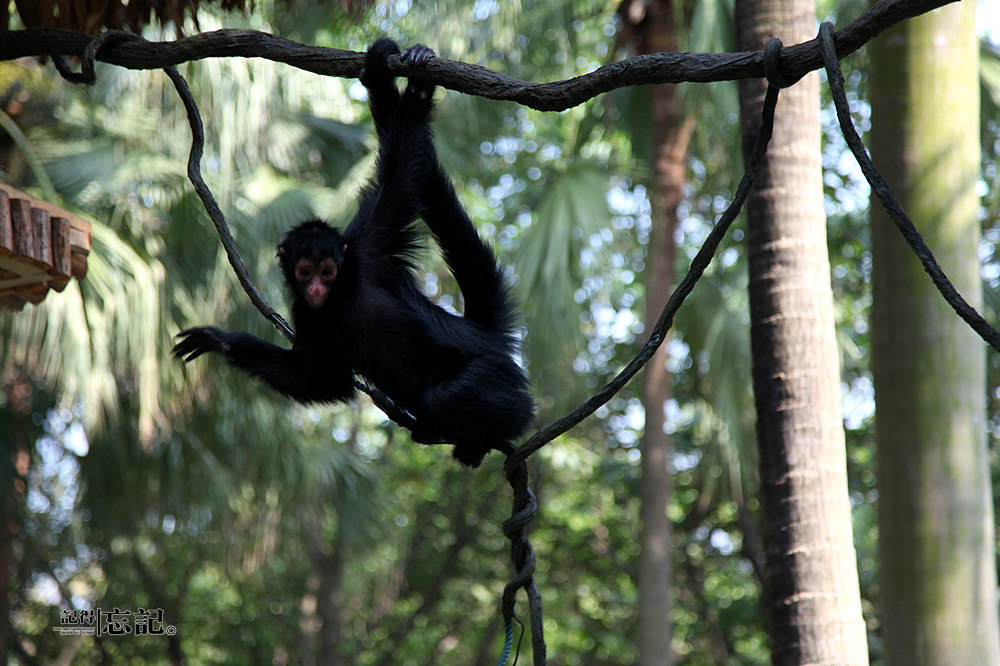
[277, 244, 287, 257]
[341, 243, 348, 254]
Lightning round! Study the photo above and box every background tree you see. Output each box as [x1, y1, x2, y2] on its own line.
[870, 3, 1000, 664]
[619, 0, 689, 662]
[735, 0, 869, 662]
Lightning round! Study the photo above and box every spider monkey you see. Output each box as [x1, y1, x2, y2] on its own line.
[173, 38, 535, 467]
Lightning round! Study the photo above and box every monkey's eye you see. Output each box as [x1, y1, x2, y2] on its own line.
[319, 259, 338, 281]
[295, 262, 315, 281]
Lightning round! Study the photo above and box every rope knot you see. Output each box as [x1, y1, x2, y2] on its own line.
[54, 30, 143, 85]
[763, 37, 792, 89]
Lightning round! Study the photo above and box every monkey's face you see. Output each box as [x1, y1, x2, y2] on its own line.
[294, 256, 339, 309]
[278, 220, 348, 310]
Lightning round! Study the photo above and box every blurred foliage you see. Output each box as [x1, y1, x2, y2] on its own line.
[2, 1, 999, 664]
[3, 0, 250, 33]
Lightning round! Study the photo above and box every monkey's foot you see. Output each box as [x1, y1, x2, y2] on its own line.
[401, 44, 435, 100]
[401, 44, 434, 65]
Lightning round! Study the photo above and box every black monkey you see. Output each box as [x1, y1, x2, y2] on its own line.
[173, 39, 535, 467]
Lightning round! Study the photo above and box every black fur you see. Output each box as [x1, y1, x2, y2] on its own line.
[174, 38, 535, 467]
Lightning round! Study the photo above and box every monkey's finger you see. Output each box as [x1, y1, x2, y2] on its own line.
[174, 341, 210, 362]
[171, 337, 190, 355]
[172, 332, 200, 355]
[172, 335, 212, 360]
[401, 45, 435, 65]
[176, 326, 214, 338]
[181, 348, 209, 362]
[171, 340, 197, 359]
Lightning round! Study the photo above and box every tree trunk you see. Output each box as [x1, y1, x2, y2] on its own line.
[317, 547, 346, 665]
[735, 1, 869, 663]
[624, 1, 689, 663]
[869, 4, 1000, 664]
[2, 377, 35, 666]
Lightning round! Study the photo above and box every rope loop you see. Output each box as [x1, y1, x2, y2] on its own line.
[53, 30, 142, 85]
[763, 38, 792, 89]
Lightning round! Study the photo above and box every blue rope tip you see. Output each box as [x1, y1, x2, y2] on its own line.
[496, 616, 514, 666]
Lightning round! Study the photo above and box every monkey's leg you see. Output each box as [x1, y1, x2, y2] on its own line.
[421, 355, 533, 467]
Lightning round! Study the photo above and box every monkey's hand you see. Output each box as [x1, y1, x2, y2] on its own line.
[172, 327, 231, 363]
[360, 37, 401, 89]
[401, 44, 436, 101]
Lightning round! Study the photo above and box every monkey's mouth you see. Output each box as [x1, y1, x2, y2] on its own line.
[305, 291, 328, 309]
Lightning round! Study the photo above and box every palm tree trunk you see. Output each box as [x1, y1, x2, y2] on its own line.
[869, 4, 1000, 664]
[624, 1, 692, 663]
[735, 0, 868, 663]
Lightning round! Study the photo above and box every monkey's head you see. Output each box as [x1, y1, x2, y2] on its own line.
[278, 220, 348, 309]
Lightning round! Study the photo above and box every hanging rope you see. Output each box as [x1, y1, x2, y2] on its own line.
[817, 21, 1000, 352]
[492, 75, 781, 665]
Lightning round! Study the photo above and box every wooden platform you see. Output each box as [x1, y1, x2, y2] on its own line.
[0, 184, 91, 311]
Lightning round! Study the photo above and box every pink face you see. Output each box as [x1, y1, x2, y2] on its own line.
[295, 257, 338, 309]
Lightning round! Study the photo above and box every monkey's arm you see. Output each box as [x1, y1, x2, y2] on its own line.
[173, 327, 356, 404]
